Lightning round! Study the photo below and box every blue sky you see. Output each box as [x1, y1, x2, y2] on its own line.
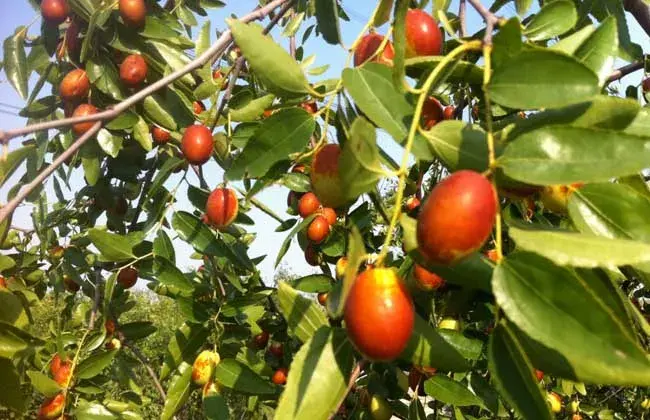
[0, 1, 648, 283]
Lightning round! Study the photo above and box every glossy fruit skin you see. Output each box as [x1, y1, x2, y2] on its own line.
[344, 268, 414, 361]
[192, 350, 220, 386]
[41, 0, 69, 24]
[71, 104, 99, 136]
[540, 183, 583, 214]
[272, 367, 288, 385]
[300, 101, 318, 114]
[319, 207, 337, 226]
[151, 126, 171, 144]
[193, 101, 205, 114]
[206, 187, 239, 229]
[354, 33, 395, 67]
[253, 331, 269, 349]
[0, 276, 6, 289]
[413, 264, 444, 291]
[369, 394, 392, 420]
[305, 245, 322, 266]
[311, 144, 346, 208]
[485, 249, 498, 263]
[571, 415, 583, 420]
[298, 192, 321, 218]
[307, 215, 330, 244]
[404, 196, 420, 213]
[317, 292, 328, 306]
[105, 319, 116, 335]
[182, 125, 213, 165]
[443, 105, 455, 120]
[335, 257, 348, 280]
[63, 275, 80, 292]
[38, 392, 65, 419]
[119, 0, 146, 27]
[535, 369, 544, 382]
[421, 97, 444, 130]
[50, 353, 66, 376]
[117, 266, 138, 289]
[417, 170, 497, 265]
[60, 69, 90, 102]
[405, 9, 443, 58]
[53, 357, 72, 386]
[65, 20, 80, 59]
[547, 392, 562, 413]
[213, 69, 227, 90]
[269, 341, 284, 358]
[120, 54, 147, 88]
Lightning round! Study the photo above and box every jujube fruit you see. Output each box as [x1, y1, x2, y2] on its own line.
[50, 353, 66, 376]
[38, 392, 65, 419]
[643, 78, 650, 93]
[443, 105, 455, 120]
[535, 369, 544, 382]
[368, 394, 392, 420]
[354, 33, 395, 67]
[206, 187, 238, 229]
[421, 97, 444, 130]
[317, 292, 328, 306]
[307, 215, 330, 244]
[0, 276, 6, 289]
[485, 249, 498, 263]
[41, 0, 69, 24]
[547, 392, 562, 413]
[311, 144, 346, 208]
[59, 69, 90, 102]
[319, 207, 337, 226]
[105, 319, 116, 335]
[202, 381, 222, 398]
[404, 196, 420, 214]
[117, 266, 138, 289]
[291, 164, 306, 174]
[71, 104, 99, 136]
[405, 9, 443, 58]
[193, 101, 205, 114]
[119, 0, 146, 27]
[305, 245, 322, 266]
[192, 350, 220, 386]
[53, 357, 72, 386]
[272, 367, 288, 385]
[63, 275, 80, 292]
[253, 331, 269, 349]
[417, 170, 497, 265]
[344, 268, 414, 361]
[413, 264, 444, 291]
[106, 338, 121, 350]
[182, 125, 213, 165]
[300, 101, 318, 114]
[298, 192, 321, 218]
[213, 69, 227, 90]
[119, 54, 147, 88]
[268, 341, 284, 358]
[151, 126, 171, 144]
[335, 257, 348, 280]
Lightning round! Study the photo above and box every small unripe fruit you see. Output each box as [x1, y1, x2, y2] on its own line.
[192, 350, 220, 386]
[117, 266, 138, 289]
[305, 245, 322, 266]
[417, 171, 497, 265]
[38, 392, 65, 419]
[317, 292, 328, 306]
[439, 317, 460, 331]
[268, 341, 284, 358]
[540, 183, 583, 214]
[105, 319, 116, 335]
[307, 215, 330, 244]
[202, 381, 222, 398]
[119, 54, 147, 88]
[206, 187, 239, 229]
[253, 331, 269, 349]
[119, 0, 146, 27]
[63, 275, 80, 292]
[547, 392, 562, 413]
[335, 257, 348, 280]
[311, 144, 346, 208]
[345, 268, 414, 361]
[443, 105, 455, 120]
[272, 367, 288, 385]
[485, 249, 498, 263]
[405, 9, 443, 58]
[354, 33, 395, 67]
[298, 192, 321, 218]
[106, 338, 122, 350]
[570, 400, 580, 413]
[413, 264, 444, 291]
[193, 101, 206, 115]
[41, 0, 69, 24]
[71, 104, 99, 136]
[369, 394, 392, 420]
[300, 101, 318, 114]
[213, 69, 227, 90]
[534, 369, 544, 382]
[404, 196, 420, 214]
[319, 207, 337, 226]
[49, 245, 65, 260]
[59, 69, 90, 102]
[152, 126, 171, 144]
[421, 97, 444, 130]
[182, 125, 213, 165]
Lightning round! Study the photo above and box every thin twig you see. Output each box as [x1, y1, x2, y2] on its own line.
[466, 0, 499, 45]
[331, 361, 365, 419]
[607, 61, 644, 83]
[129, 155, 159, 232]
[289, 8, 297, 58]
[624, 0, 650, 38]
[459, 0, 468, 38]
[87, 268, 102, 330]
[119, 333, 168, 401]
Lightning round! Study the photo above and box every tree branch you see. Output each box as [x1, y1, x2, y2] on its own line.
[87, 268, 103, 330]
[120, 334, 168, 402]
[607, 61, 644, 83]
[466, 0, 499, 45]
[625, 0, 650, 38]
[459, 0, 468, 38]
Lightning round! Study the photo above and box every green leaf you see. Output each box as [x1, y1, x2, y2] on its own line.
[290, 275, 333, 293]
[153, 257, 195, 293]
[87, 229, 135, 262]
[3, 28, 28, 99]
[499, 125, 650, 185]
[373, 0, 394, 26]
[488, 50, 600, 109]
[196, 21, 211, 57]
[0, 357, 25, 413]
[229, 93, 275, 122]
[153, 230, 175, 262]
[493, 252, 650, 385]
[277, 282, 328, 343]
[227, 108, 315, 180]
[574, 16, 618, 86]
[509, 224, 650, 267]
[391, 0, 408, 92]
[143, 94, 178, 131]
[86, 56, 125, 100]
[228, 19, 310, 97]
[160, 322, 209, 381]
[162, 361, 192, 420]
[400, 315, 470, 372]
[488, 322, 552, 420]
[203, 392, 228, 420]
[120, 321, 156, 341]
[283, 12, 305, 37]
[523, 0, 577, 41]
[19, 95, 60, 118]
[423, 375, 483, 407]
[315, 0, 341, 45]
[72, 400, 120, 419]
[326, 227, 366, 318]
[147, 39, 196, 86]
[405, 57, 484, 84]
[515, 0, 532, 15]
[339, 118, 383, 201]
[96, 129, 123, 158]
[81, 142, 101, 186]
[77, 350, 118, 379]
[26, 370, 61, 397]
[551, 25, 596, 55]
[214, 359, 278, 394]
[0, 145, 35, 188]
[132, 117, 153, 152]
[148, 157, 184, 198]
[410, 252, 493, 292]
[275, 328, 354, 420]
[274, 215, 317, 267]
[423, 121, 489, 173]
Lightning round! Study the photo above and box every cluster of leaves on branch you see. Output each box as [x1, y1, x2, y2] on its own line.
[4, 0, 650, 419]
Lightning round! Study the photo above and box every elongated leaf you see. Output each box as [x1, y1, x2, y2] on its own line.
[524, 0, 577, 41]
[196, 21, 211, 57]
[275, 328, 354, 420]
[289, 274, 332, 293]
[143, 94, 178, 131]
[147, 39, 195, 86]
[275, 214, 317, 267]
[228, 19, 309, 97]
[214, 359, 278, 394]
[0, 358, 25, 413]
[277, 282, 328, 343]
[488, 322, 552, 420]
[88, 229, 135, 262]
[229, 94, 275, 122]
[0, 145, 35, 188]
[488, 50, 599, 109]
[315, 0, 341, 45]
[3, 29, 28, 99]
[423, 121, 489, 173]
[26, 371, 61, 397]
[153, 257, 195, 293]
[339, 118, 383, 201]
[86, 56, 125, 100]
[373, 0, 394, 26]
[405, 57, 484, 84]
[162, 361, 192, 420]
[493, 252, 650, 385]
[574, 16, 617, 86]
[96, 129, 123, 158]
[423, 375, 483, 407]
[160, 322, 209, 380]
[77, 350, 118, 379]
[227, 108, 314, 180]
[391, 0, 408, 92]
[153, 230, 175, 262]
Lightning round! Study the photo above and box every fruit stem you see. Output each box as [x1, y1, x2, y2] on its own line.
[375, 40, 482, 267]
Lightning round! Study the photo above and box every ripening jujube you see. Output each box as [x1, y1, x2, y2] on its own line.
[117, 266, 138, 289]
[354, 33, 395, 67]
[181, 124, 214, 165]
[151, 126, 171, 144]
[41, 0, 69, 24]
[119, 0, 146, 27]
[307, 215, 330, 244]
[119, 54, 148, 87]
[192, 350, 220, 386]
[205, 187, 239, 229]
[404, 9, 443, 58]
[311, 144, 346, 208]
[71, 104, 99, 136]
[59, 69, 90, 102]
[298, 192, 321, 218]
